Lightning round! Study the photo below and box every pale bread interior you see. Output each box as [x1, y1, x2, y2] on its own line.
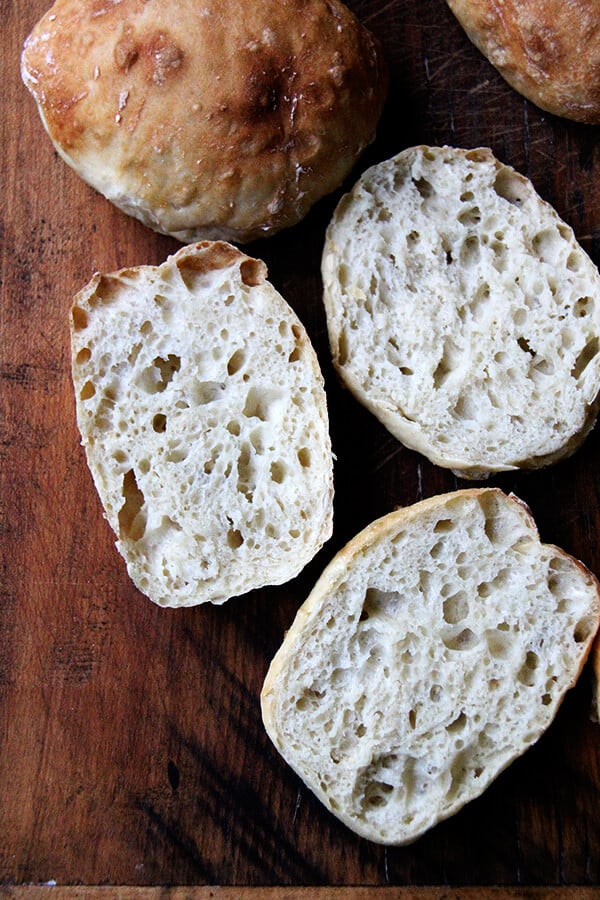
[322, 146, 600, 478]
[262, 489, 600, 844]
[71, 242, 333, 607]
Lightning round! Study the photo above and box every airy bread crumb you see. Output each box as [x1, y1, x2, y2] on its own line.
[262, 489, 600, 844]
[71, 241, 334, 607]
[322, 146, 600, 478]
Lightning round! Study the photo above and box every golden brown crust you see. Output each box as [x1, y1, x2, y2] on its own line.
[21, 0, 388, 242]
[446, 0, 600, 123]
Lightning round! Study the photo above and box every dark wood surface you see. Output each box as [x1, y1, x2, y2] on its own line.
[2, 0, 599, 889]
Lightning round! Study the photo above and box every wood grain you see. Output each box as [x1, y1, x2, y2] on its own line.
[1, 0, 599, 889]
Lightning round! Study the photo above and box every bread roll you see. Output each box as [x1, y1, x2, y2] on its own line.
[322, 145, 600, 479]
[262, 488, 600, 844]
[21, 0, 388, 243]
[446, 0, 600, 123]
[70, 241, 334, 607]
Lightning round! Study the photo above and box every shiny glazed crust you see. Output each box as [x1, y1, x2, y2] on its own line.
[446, 0, 600, 123]
[21, 0, 388, 242]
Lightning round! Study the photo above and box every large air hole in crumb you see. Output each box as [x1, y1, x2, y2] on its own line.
[243, 387, 280, 421]
[460, 235, 480, 266]
[571, 337, 599, 380]
[442, 628, 478, 651]
[468, 283, 490, 319]
[429, 541, 443, 560]
[288, 325, 303, 363]
[486, 629, 512, 659]
[434, 518, 454, 534]
[458, 207, 481, 226]
[452, 393, 478, 420]
[76, 348, 91, 364]
[432, 336, 461, 389]
[493, 168, 526, 205]
[479, 495, 503, 545]
[362, 780, 394, 809]
[190, 380, 224, 405]
[443, 591, 469, 625]
[227, 349, 245, 376]
[297, 447, 311, 468]
[517, 337, 535, 357]
[531, 228, 565, 265]
[446, 711, 467, 733]
[72, 307, 88, 329]
[574, 616, 596, 643]
[337, 329, 349, 366]
[270, 461, 285, 483]
[166, 446, 188, 463]
[118, 469, 146, 541]
[295, 688, 326, 710]
[573, 297, 594, 319]
[153, 413, 167, 433]
[517, 651, 539, 686]
[413, 176, 433, 199]
[361, 587, 401, 620]
[154, 355, 180, 390]
[533, 358, 554, 376]
[140, 355, 181, 394]
[237, 444, 254, 500]
[80, 381, 96, 400]
[227, 528, 244, 549]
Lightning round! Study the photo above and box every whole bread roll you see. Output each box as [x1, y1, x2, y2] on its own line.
[70, 241, 334, 607]
[322, 145, 600, 479]
[446, 0, 600, 123]
[21, 0, 388, 243]
[262, 488, 600, 844]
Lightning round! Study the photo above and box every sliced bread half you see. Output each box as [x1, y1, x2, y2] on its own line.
[261, 488, 600, 844]
[322, 146, 600, 478]
[71, 241, 334, 607]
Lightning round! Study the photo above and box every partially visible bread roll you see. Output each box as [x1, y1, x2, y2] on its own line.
[322, 145, 600, 479]
[21, 0, 388, 243]
[592, 634, 600, 722]
[261, 489, 600, 844]
[70, 241, 334, 607]
[446, 0, 600, 124]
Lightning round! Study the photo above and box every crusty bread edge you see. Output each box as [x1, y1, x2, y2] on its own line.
[445, 0, 600, 124]
[261, 488, 600, 843]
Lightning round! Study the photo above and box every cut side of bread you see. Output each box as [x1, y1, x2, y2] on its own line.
[261, 489, 600, 844]
[70, 241, 333, 607]
[322, 146, 600, 479]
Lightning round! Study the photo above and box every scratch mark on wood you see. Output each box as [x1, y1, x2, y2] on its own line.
[292, 786, 302, 825]
[523, 101, 531, 176]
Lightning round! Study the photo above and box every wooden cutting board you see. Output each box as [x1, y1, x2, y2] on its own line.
[2, 0, 599, 891]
